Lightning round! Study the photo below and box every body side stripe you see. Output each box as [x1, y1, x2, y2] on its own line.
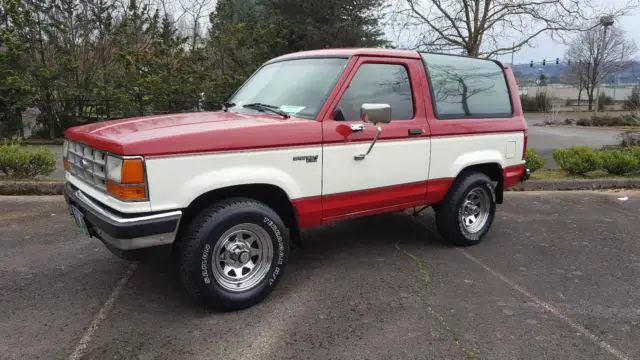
[143, 131, 524, 159]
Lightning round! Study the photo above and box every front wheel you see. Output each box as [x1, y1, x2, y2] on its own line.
[435, 172, 496, 246]
[179, 198, 290, 311]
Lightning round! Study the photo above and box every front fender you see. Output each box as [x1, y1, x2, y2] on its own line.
[145, 150, 321, 213]
[182, 166, 303, 207]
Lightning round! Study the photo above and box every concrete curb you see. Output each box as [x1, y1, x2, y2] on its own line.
[509, 179, 640, 191]
[0, 181, 64, 195]
[2, 179, 640, 196]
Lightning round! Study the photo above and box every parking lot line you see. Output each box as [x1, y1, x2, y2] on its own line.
[458, 249, 630, 360]
[67, 263, 138, 360]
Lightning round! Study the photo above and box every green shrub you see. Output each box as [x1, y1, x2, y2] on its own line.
[0, 139, 56, 179]
[552, 146, 601, 175]
[631, 147, 640, 169]
[598, 149, 638, 175]
[520, 91, 552, 112]
[624, 86, 640, 110]
[576, 114, 639, 127]
[525, 148, 545, 173]
[597, 93, 614, 111]
[618, 131, 640, 147]
[576, 118, 591, 126]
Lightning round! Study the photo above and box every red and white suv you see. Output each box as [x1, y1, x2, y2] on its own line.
[63, 48, 529, 311]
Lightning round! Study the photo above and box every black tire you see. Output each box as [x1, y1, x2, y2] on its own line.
[179, 198, 290, 311]
[435, 172, 496, 247]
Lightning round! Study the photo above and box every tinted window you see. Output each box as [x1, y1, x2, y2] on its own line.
[335, 63, 414, 121]
[229, 57, 348, 119]
[421, 53, 512, 119]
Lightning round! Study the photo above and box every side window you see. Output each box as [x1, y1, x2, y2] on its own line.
[421, 53, 512, 119]
[335, 63, 414, 121]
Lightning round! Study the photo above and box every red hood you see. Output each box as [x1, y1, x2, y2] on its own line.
[65, 111, 322, 156]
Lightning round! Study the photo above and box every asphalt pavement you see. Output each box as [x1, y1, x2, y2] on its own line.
[524, 114, 623, 169]
[2, 191, 639, 360]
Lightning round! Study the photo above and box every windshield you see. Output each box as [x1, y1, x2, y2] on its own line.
[228, 57, 348, 119]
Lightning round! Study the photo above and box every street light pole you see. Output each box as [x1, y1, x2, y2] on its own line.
[594, 15, 614, 114]
[510, 42, 515, 66]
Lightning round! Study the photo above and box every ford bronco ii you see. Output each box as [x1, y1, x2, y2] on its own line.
[63, 48, 529, 311]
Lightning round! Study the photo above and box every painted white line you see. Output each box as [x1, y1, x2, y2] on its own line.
[68, 263, 138, 360]
[458, 249, 630, 360]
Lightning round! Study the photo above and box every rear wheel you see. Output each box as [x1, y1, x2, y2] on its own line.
[179, 198, 289, 311]
[435, 172, 496, 246]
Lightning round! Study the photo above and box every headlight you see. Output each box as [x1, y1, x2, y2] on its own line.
[62, 140, 69, 158]
[106, 156, 123, 183]
[105, 155, 147, 201]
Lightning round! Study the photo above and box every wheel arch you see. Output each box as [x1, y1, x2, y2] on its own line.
[175, 183, 303, 249]
[454, 162, 504, 204]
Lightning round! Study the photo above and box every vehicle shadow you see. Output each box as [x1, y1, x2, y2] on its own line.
[95, 210, 456, 359]
[130, 209, 448, 312]
[294, 209, 448, 256]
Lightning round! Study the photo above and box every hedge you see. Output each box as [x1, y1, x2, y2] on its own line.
[0, 138, 56, 179]
[525, 148, 545, 173]
[552, 145, 640, 176]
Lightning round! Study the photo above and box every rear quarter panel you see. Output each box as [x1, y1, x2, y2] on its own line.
[420, 57, 527, 183]
[429, 132, 525, 180]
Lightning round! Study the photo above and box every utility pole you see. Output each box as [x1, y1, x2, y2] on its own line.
[594, 15, 614, 114]
[510, 42, 515, 66]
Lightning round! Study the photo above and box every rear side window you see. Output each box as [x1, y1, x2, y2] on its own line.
[421, 53, 512, 119]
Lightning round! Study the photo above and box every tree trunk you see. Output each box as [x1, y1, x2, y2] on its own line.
[577, 85, 583, 108]
[459, 79, 471, 116]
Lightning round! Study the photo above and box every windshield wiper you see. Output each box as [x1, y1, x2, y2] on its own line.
[242, 103, 290, 119]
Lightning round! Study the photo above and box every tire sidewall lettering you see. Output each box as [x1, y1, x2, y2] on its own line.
[263, 216, 285, 287]
[201, 243, 212, 285]
[263, 216, 285, 266]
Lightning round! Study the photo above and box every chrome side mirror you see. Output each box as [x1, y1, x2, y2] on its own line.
[360, 103, 391, 124]
[354, 103, 391, 161]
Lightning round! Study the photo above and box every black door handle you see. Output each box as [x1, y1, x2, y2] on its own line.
[408, 129, 423, 136]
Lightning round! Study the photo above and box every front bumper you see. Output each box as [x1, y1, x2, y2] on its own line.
[63, 183, 182, 256]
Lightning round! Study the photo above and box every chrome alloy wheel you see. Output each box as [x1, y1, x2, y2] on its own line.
[212, 224, 274, 292]
[459, 187, 491, 234]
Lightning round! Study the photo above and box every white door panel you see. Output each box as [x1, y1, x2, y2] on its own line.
[322, 139, 431, 195]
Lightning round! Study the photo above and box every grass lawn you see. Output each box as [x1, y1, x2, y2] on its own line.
[530, 169, 640, 180]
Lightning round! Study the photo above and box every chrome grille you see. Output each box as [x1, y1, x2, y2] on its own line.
[66, 141, 107, 191]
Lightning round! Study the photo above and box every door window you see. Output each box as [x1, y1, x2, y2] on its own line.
[334, 63, 414, 121]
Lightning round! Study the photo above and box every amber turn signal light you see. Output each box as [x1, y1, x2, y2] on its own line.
[121, 158, 145, 184]
[106, 180, 147, 201]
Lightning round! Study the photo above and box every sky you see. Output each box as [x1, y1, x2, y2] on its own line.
[493, 2, 640, 65]
[163, 0, 640, 66]
[382, 0, 640, 65]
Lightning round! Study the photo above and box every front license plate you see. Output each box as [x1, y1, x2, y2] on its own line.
[69, 205, 90, 237]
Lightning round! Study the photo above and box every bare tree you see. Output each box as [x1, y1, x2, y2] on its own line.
[565, 26, 637, 110]
[178, 0, 215, 51]
[388, 0, 640, 58]
[565, 61, 588, 107]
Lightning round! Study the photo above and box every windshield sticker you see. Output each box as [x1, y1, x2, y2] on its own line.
[279, 105, 305, 114]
